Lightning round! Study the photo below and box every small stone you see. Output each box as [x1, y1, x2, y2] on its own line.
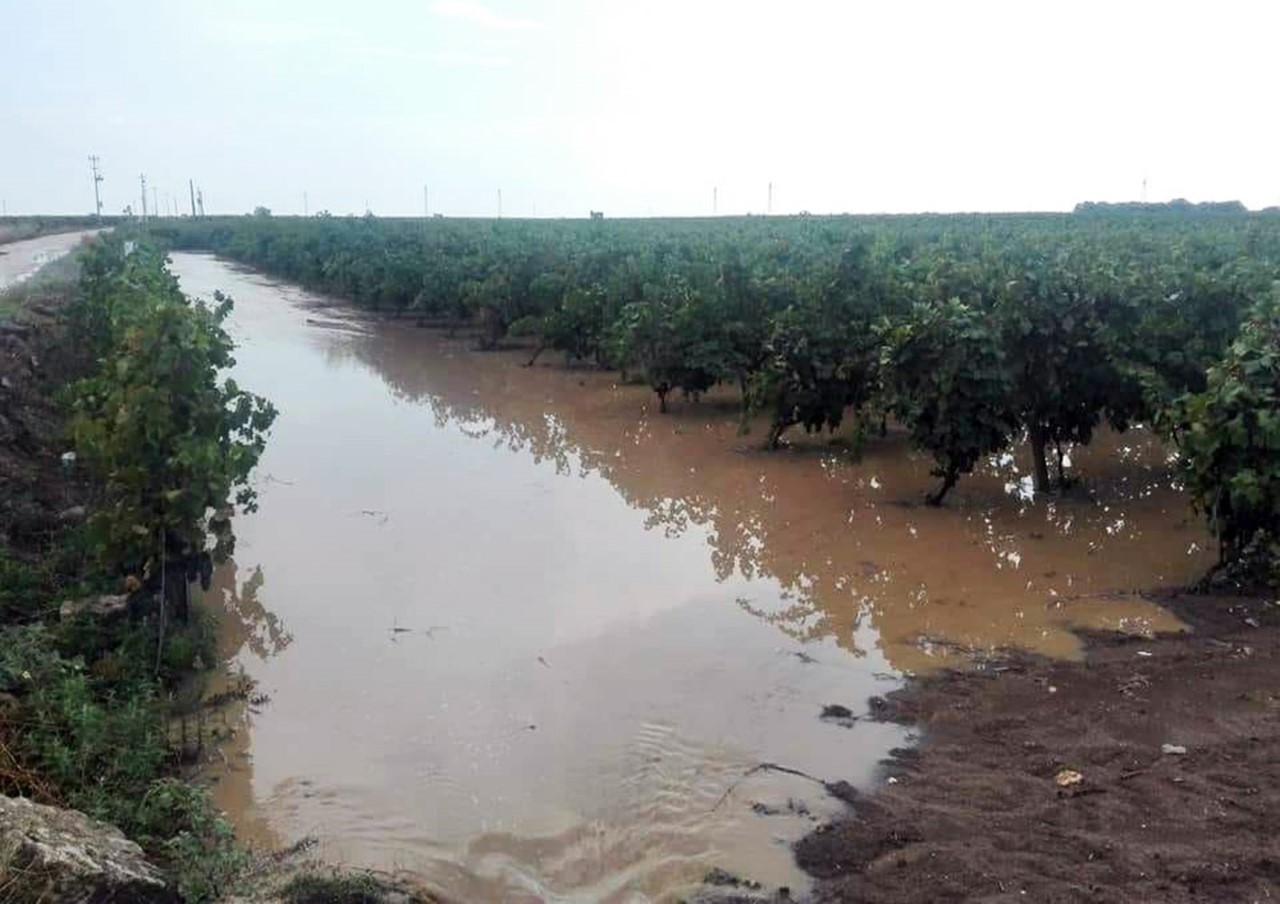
[1161, 743, 1187, 755]
[60, 594, 130, 622]
[57, 505, 87, 523]
[1054, 769, 1084, 787]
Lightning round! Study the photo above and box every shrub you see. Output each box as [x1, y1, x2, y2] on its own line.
[1169, 289, 1280, 582]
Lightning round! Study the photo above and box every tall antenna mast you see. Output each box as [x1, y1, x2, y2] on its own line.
[189, 180, 197, 218]
[88, 155, 104, 217]
[139, 174, 148, 220]
[196, 188, 205, 218]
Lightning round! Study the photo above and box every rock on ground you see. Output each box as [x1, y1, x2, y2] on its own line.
[58, 594, 130, 623]
[0, 795, 175, 903]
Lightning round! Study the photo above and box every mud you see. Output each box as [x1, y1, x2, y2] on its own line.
[166, 253, 1224, 903]
[797, 593, 1280, 902]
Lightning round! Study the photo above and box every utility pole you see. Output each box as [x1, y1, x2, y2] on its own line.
[189, 179, 197, 218]
[713, 187, 717, 215]
[152, 186, 159, 219]
[140, 174, 148, 220]
[767, 182, 772, 215]
[497, 188, 502, 219]
[88, 155, 104, 218]
[196, 189, 205, 218]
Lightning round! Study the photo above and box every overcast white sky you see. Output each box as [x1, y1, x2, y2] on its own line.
[2, 0, 1276, 217]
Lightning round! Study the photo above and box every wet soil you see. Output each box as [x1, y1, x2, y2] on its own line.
[796, 594, 1280, 903]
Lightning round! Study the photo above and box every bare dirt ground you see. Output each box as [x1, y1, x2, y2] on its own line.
[0, 281, 77, 549]
[793, 593, 1279, 903]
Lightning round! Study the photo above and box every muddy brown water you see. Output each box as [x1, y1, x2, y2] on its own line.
[169, 253, 1213, 902]
[0, 230, 102, 291]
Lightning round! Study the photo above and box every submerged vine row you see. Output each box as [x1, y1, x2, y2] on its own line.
[157, 209, 1280, 580]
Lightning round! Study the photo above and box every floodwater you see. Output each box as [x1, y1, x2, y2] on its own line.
[170, 252, 1213, 902]
[0, 230, 101, 291]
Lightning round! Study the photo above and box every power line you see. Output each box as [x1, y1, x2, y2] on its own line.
[88, 155, 104, 218]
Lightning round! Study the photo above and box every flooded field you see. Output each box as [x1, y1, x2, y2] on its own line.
[170, 253, 1213, 902]
[0, 229, 100, 290]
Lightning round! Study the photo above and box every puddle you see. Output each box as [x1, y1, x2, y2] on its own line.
[171, 252, 1210, 901]
[0, 230, 102, 291]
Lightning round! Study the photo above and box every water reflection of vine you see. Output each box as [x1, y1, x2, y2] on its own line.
[207, 561, 293, 662]
[323, 328, 1210, 671]
[197, 559, 290, 851]
[329, 333, 848, 637]
[412, 391, 839, 637]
